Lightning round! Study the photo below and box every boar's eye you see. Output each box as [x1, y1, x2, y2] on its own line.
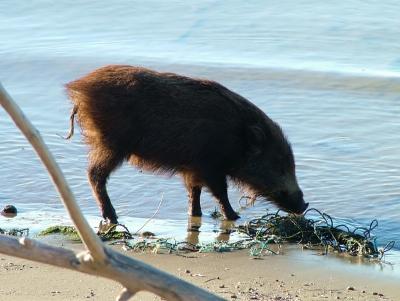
[247, 125, 266, 155]
[276, 154, 294, 175]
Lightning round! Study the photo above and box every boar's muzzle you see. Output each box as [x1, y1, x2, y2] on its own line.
[269, 190, 309, 215]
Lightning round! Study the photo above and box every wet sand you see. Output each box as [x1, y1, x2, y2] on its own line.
[0, 241, 398, 301]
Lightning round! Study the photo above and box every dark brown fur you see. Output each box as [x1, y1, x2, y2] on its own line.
[66, 65, 308, 223]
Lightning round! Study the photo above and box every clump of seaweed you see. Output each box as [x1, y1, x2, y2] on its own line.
[39, 226, 81, 241]
[39, 224, 132, 242]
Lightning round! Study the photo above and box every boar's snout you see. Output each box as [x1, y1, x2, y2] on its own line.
[270, 190, 309, 215]
[296, 200, 309, 215]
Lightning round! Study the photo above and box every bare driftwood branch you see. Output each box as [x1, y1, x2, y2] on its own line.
[0, 235, 223, 300]
[0, 83, 225, 300]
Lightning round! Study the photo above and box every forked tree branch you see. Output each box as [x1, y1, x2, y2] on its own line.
[0, 83, 225, 300]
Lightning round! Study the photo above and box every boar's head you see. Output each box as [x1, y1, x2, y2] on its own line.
[234, 122, 308, 214]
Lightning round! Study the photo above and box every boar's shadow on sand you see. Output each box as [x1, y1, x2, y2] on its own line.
[65, 65, 308, 224]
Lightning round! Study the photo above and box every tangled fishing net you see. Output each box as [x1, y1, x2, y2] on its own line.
[236, 208, 395, 259]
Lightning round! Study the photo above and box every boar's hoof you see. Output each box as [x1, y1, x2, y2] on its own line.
[224, 212, 240, 221]
[97, 219, 118, 234]
[102, 210, 118, 225]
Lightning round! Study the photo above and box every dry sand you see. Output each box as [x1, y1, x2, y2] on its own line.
[0, 240, 398, 301]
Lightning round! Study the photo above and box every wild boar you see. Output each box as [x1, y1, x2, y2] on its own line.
[65, 65, 308, 224]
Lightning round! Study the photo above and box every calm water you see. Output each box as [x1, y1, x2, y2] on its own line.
[0, 1, 399, 257]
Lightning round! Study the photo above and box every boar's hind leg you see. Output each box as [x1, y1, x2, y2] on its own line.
[203, 173, 240, 220]
[88, 152, 122, 224]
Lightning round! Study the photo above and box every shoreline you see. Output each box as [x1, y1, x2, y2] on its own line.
[0, 239, 398, 301]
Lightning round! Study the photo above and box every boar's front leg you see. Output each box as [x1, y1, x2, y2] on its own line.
[187, 186, 202, 216]
[203, 172, 240, 221]
[183, 173, 203, 216]
[88, 151, 121, 224]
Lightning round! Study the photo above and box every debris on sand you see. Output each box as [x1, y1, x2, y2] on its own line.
[6, 208, 396, 262]
[1, 204, 18, 218]
[0, 227, 28, 236]
[120, 208, 395, 260]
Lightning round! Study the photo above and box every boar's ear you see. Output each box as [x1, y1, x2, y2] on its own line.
[246, 125, 266, 155]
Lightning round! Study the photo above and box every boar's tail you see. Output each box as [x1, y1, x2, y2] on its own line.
[65, 105, 78, 140]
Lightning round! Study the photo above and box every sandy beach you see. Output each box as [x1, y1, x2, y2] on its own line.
[0, 240, 398, 301]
